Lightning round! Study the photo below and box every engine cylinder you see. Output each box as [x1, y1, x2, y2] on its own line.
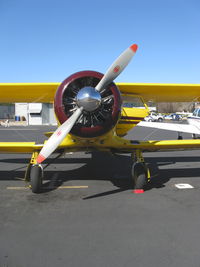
[54, 71, 122, 138]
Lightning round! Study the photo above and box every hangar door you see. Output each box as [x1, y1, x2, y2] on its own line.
[28, 103, 42, 125]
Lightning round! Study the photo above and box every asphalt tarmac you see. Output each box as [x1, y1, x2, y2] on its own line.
[1, 125, 200, 267]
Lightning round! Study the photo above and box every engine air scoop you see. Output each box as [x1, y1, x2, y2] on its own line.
[76, 87, 101, 112]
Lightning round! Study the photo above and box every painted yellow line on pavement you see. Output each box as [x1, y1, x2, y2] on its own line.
[6, 185, 88, 190]
[7, 186, 29, 190]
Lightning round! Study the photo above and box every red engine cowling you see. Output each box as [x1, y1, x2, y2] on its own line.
[54, 71, 122, 138]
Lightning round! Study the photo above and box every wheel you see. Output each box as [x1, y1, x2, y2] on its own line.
[30, 165, 43, 193]
[158, 118, 163, 122]
[131, 162, 147, 189]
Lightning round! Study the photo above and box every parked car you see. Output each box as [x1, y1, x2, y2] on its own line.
[164, 113, 182, 121]
[144, 112, 164, 122]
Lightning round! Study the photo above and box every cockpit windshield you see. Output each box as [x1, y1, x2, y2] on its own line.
[122, 97, 145, 108]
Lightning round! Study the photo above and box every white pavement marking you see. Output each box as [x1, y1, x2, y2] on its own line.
[175, 183, 194, 189]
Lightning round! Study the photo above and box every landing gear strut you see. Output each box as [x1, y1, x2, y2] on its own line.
[131, 150, 150, 190]
[192, 134, 197, 139]
[177, 132, 183, 140]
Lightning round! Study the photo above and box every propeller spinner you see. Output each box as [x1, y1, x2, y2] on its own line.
[76, 86, 101, 112]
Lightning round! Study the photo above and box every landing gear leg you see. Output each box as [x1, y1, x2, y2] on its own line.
[177, 132, 183, 140]
[131, 150, 150, 190]
[25, 151, 43, 193]
[192, 134, 197, 139]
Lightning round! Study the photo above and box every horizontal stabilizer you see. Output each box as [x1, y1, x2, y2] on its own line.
[44, 132, 54, 137]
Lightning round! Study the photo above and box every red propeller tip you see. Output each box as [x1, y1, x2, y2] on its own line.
[130, 44, 138, 53]
[37, 154, 46, 164]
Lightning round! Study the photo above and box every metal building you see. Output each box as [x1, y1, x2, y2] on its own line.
[15, 103, 57, 125]
[0, 104, 15, 119]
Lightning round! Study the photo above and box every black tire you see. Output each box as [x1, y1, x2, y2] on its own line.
[30, 165, 43, 193]
[131, 163, 147, 189]
[158, 118, 163, 122]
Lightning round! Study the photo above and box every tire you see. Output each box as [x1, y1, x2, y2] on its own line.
[131, 163, 147, 189]
[158, 118, 163, 122]
[30, 165, 43, 193]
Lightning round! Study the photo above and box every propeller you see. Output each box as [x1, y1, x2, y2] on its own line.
[37, 107, 83, 163]
[95, 44, 138, 92]
[36, 44, 138, 164]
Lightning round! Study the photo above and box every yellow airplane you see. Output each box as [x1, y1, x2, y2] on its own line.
[1, 44, 200, 193]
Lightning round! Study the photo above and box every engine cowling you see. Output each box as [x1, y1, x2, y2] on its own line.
[54, 71, 122, 138]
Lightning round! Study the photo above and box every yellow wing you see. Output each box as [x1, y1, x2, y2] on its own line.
[0, 142, 42, 153]
[1, 137, 200, 154]
[0, 83, 59, 102]
[0, 82, 200, 103]
[118, 83, 200, 102]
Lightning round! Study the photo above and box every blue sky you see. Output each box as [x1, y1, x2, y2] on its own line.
[0, 0, 199, 83]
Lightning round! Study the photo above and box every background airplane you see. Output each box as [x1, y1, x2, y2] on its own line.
[0, 44, 200, 193]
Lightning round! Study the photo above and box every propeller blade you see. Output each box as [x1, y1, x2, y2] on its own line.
[37, 107, 83, 164]
[95, 44, 138, 92]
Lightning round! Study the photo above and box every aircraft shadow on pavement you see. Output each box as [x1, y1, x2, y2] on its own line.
[42, 152, 133, 194]
[143, 156, 200, 191]
[1, 153, 200, 196]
